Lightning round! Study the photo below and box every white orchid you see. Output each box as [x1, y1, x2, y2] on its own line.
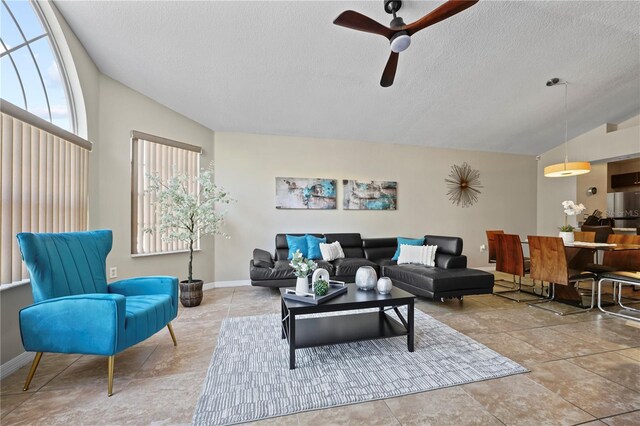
[559, 200, 586, 232]
[145, 163, 233, 282]
[562, 200, 586, 216]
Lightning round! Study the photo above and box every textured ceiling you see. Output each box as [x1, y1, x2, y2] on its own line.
[55, 1, 640, 155]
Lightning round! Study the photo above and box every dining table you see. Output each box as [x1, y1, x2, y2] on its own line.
[522, 240, 640, 305]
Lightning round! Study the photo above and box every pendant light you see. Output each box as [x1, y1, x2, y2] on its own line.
[543, 78, 591, 177]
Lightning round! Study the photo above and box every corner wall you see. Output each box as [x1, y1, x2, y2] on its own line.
[213, 132, 538, 282]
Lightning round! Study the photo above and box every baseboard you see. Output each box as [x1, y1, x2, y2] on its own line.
[204, 280, 251, 290]
[474, 266, 496, 272]
[0, 351, 34, 380]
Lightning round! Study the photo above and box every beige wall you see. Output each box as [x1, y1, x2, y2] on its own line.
[576, 163, 607, 216]
[97, 75, 215, 283]
[537, 116, 640, 236]
[213, 132, 538, 282]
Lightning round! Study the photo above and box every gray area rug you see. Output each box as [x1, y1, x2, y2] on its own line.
[193, 308, 527, 425]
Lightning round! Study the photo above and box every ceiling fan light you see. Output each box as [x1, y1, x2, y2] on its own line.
[390, 33, 411, 53]
[544, 161, 591, 177]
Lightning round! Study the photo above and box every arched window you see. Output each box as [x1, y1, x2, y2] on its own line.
[1, 0, 75, 132]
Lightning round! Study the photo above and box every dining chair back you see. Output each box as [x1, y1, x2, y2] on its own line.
[574, 231, 596, 243]
[486, 230, 504, 264]
[603, 234, 640, 271]
[581, 225, 614, 243]
[528, 236, 569, 286]
[496, 234, 527, 277]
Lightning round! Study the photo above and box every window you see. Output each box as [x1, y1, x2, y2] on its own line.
[1, 102, 91, 285]
[130, 131, 202, 255]
[1, 0, 75, 132]
[1, 1, 87, 285]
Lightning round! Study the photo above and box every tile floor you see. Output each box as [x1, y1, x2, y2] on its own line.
[1, 276, 639, 425]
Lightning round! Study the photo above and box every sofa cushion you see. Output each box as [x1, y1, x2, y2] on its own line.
[392, 237, 425, 260]
[384, 264, 493, 294]
[324, 233, 364, 258]
[362, 237, 396, 263]
[306, 235, 327, 260]
[253, 248, 274, 268]
[286, 234, 309, 259]
[124, 295, 173, 347]
[425, 235, 463, 256]
[250, 260, 334, 281]
[332, 258, 379, 277]
[275, 233, 323, 261]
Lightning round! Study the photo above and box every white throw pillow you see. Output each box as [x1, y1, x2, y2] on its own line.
[319, 241, 345, 261]
[397, 244, 424, 265]
[398, 244, 438, 266]
[425, 245, 438, 267]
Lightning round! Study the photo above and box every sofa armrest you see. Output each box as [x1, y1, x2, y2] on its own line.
[436, 254, 467, 269]
[19, 294, 126, 356]
[108, 276, 178, 319]
[253, 248, 274, 268]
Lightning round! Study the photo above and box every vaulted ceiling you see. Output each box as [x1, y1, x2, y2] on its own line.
[55, 1, 640, 155]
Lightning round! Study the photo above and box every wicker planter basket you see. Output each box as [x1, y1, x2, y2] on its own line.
[179, 279, 204, 307]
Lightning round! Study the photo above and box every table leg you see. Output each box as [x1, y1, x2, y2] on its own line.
[289, 312, 296, 369]
[281, 298, 286, 339]
[408, 301, 414, 352]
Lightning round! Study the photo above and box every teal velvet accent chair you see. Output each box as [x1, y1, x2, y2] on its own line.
[16, 230, 179, 396]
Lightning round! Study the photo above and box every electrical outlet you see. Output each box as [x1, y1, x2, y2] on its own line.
[479, 244, 486, 252]
[109, 267, 118, 279]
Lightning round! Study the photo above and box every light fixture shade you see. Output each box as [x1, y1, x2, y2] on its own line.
[544, 161, 591, 177]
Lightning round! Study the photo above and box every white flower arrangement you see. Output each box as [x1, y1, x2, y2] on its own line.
[560, 200, 586, 232]
[145, 163, 233, 282]
[289, 250, 317, 278]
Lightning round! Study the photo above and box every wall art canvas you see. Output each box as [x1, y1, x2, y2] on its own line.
[343, 180, 397, 210]
[275, 177, 337, 209]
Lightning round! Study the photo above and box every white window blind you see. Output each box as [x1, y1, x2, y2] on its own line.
[130, 131, 202, 255]
[1, 100, 91, 285]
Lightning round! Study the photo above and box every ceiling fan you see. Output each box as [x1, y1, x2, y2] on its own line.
[333, 0, 479, 87]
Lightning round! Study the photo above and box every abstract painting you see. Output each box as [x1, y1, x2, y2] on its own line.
[275, 177, 337, 209]
[343, 180, 397, 210]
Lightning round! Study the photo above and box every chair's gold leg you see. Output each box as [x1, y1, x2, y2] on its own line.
[167, 322, 177, 346]
[23, 352, 43, 391]
[107, 355, 115, 397]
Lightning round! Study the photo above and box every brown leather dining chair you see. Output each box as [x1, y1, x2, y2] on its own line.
[528, 236, 598, 315]
[494, 234, 541, 302]
[486, 230, 504, 264]
[580, 225, 614, 243]
[574, 232, 596, 242]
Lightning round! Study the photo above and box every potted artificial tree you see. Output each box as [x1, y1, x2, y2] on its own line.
[146, 164, 232, 307]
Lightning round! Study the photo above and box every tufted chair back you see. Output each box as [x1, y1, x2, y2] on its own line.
[16, 230, 112, 303]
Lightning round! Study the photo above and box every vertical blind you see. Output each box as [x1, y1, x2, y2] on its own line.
[1, 101, 91, 285]
[130, 131, 201, 255]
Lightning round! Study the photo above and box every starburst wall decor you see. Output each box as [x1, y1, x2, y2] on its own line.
[445, 162, 482, 208]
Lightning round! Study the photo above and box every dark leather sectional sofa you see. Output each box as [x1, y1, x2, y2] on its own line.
[250, 233, 494, 300]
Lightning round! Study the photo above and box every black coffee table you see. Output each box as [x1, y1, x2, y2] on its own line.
[280, 284, 415, 369]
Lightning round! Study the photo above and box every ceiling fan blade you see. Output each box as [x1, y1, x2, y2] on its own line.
[333, 10, 395, 39]
[380, 52, 399, 87]
[404, 0, 478, 36]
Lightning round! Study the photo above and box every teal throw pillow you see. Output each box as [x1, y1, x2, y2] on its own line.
[392, 237, 425, 260]
[286, 234, 308, 259]
[306, 235, 326, 260]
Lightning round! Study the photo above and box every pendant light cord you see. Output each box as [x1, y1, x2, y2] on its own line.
[563, 81, 569, 164]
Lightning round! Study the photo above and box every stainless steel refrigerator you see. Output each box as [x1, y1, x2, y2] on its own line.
[608, 191, 640, 228]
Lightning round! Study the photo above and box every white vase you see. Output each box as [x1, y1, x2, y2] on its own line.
[377, 277, 393, 294]
[355, 266, 377, 291]
[295, 277, 309, 295]
[559, 231, 574, 244]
